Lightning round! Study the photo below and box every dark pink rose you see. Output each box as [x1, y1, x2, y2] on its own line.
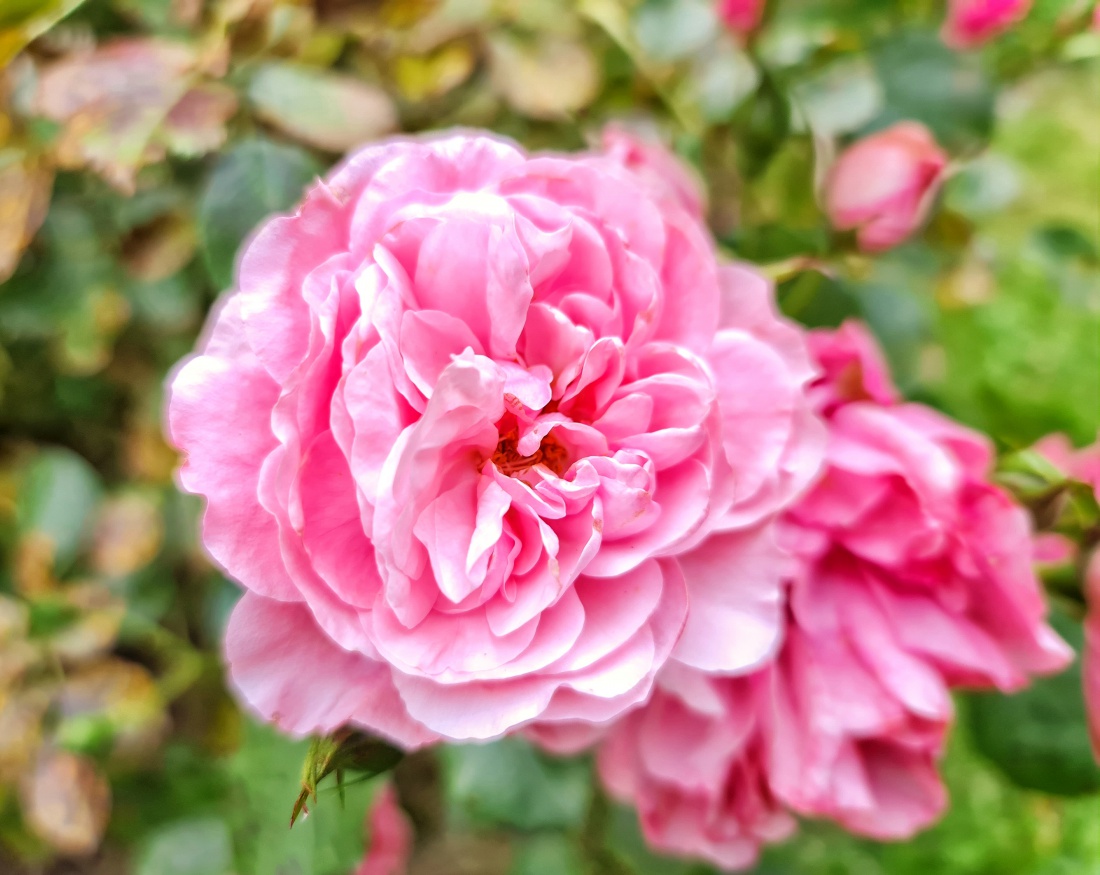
[167, 132, 823, 745]
[716, 0, 767, 37]
[942, 0, 1032, 48]
[824, 123, 948, 253]
[772, 322, 1071, 833]
[355, 783, 411, 875]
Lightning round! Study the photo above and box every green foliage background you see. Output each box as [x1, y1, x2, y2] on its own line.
[0, 0, 1097, 873]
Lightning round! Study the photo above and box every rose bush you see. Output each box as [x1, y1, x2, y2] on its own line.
[167, 131, 823, 746]
[577, 321, 1070, 869]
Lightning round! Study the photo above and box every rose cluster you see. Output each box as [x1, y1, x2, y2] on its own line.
[168, 130, 1072, 870]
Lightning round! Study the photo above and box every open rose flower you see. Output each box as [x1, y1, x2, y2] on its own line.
[942, 0, 1032, 48]
[167, 131, 823, 745]
[770, 322, 1071, 835]
[565, 321, 1070, 869]
[823, 122, 948, 253]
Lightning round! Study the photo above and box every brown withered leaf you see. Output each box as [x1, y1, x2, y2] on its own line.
[0, 152, 53, 283]
[249, 61, 397, 152]
[58, 658, 169, 764]
[121, 213, 197, 283]
[0, 689, 48, 782]
[49, 582, 126, 664]
[90, 491, 164, 577]
[34, 38, 238, 192]
[487, 34, 600, 120]
[20, 747, 111, 857]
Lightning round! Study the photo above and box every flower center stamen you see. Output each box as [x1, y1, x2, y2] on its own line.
[489, 429, 569, 477]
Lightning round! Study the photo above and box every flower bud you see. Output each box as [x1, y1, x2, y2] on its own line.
[824, 122, 948, 253]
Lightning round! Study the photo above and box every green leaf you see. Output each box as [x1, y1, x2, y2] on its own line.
[443, 737, 591, 832]
[248, 63, 397, 153]
[17, 446, 103, 572]
[135, 817, 233, 875]
[967, 610, 1100, 796]
[510, 834, 586, 875]
[197, 138, 323, 290]
[869, 31, 995, 152]
[228, 720, 378, 875]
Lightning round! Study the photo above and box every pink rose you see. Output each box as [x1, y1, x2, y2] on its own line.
[1086, 551, 1100, 762]
[773, 322, 1071, 834]
[716, 0, 766, 37]
[598, 666, 794, 871]
[942, 0, 1032, 48]
[167, 132, 823, 745]
[570, 322, 1070, 866]
[355, 783, 411, 875]
[600, 126, 706, 220]
[823, 123, 948, 253]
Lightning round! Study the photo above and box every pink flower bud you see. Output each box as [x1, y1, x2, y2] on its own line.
[824, 122, 948, 253]
[942, 0, 1032, 49]
[717, 0, 766, 37]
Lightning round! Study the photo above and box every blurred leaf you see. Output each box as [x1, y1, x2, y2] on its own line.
[197, 138, 322, 289]
[0, 151, 53, 283]
[444, 737, 590, 832]
[945, 154, 1023, 219]
[135, 817, 233, 875]
[0, 0, 87, 66]
[634, 0, 716, 62]
[121, 213, 197, 283]
[229, 720, 377, 875]
[968, 610, 1100, 796]
[90, 490, 163, 578]
[792, 57, 884, 138]
[248, 62, 396, 153]
[57, 657, 167, 762]
[19, 747, 111, 856]
[49, 582, 126, 663]
[392, 40, 477, 103]
[869, 31, 995, 152]
[777, 270, 860, 329]
[16, 447, 103, 574]
[34, 39, 235, 192]
[488, 34, 600, 120]
[510, 833, 586, 875]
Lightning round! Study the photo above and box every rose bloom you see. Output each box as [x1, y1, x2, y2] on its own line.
[572, 322, 1070, 869]
[942, 0, 1032, 48]
[597, 666, 793, 871]
[823, 122, 948, 253]
[355, 783, 411, 875]
[716, 0, 766, 37]
[167, 131, 823, 745]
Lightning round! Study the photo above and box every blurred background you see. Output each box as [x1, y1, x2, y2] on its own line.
[0, 0, 1098, 873]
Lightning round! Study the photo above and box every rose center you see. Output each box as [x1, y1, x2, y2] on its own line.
[489, 429, 570, 477]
